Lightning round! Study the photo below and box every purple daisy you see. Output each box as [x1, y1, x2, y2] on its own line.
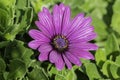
[28, 3, 98, 70]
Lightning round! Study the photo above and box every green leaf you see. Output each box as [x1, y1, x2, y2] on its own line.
[48, 66, 76, 80]
[111, 0, 120, 34]
[4, 7, 33, 41]
[0, 41, 9, 48]
[95, 49, 106, 67]
[110, 63, 120, 79]
[80, 0, 108, 19]
[0, 0, 15, 8]
[101, 60, 111, 77]
[66, 69, 77, 80]
[48, 64, 59, 76]
[101, 60, 120, 78]
[105, 33, 119, 56]
[28, 67, 48, 80]
[55, 69, 77, 80]
[91, 16, 108, 41]
[16, 0, 28, 9]
[5, 40, 34, 67]
[84, 63, 101, 80]
[0, 58, 6, 73]
[7, 59, 27, 80]
[30, 0, 44, 13]
[0, 8, 9, 32]
[115, 55, 120, 66]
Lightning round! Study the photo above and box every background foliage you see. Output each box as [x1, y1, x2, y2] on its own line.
[0, 0, 120, 80]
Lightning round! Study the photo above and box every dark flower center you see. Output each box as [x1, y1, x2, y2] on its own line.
[52, 35, 68, 52]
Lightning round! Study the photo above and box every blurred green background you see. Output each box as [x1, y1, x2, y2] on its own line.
[0, 0, 120, 80]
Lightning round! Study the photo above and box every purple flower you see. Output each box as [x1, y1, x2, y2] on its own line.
[28, 3, 98, 70]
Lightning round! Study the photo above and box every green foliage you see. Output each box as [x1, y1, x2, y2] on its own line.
[0, 58, 6, 73]
[111, 0, 120, 34]
[28, 67, 48, 80]
[0, 0, 120, 80]
[95, 49, 106, 67]
[7, 59, 27, 80]
[84, 63, 101, 80]
[105, 33, 119, 56]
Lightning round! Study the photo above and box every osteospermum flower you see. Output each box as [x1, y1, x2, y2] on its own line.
[28, 3, 98, 70]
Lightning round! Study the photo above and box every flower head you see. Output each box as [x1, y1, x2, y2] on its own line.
[28, 3, 98, 70]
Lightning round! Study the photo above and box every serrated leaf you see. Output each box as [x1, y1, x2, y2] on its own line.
[110, 64, 120, 79]
[0, 8, 9, 32]
[95, 49, 106, 67]
[28, 67, 48, 80]
[16, 0, 28, 9]
[101, 60, 120, 78]
[7, 59, 27, 80]
[55, 69, 77, 80]
[101, 60, 111, 77]
[5, 40, 34, 67]
[66, 69, 77, 80]
[91, 16, 108, 41]
[116, 55, 120, 66]
[111, 0, 120, 34]
[0, 0, 15, 8]
[105, 33, 119, 56]
[84, 63, 101, 80]
[4, 7, 33, 41]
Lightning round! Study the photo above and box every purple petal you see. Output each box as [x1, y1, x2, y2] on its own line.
[38, 11, 54, 36]
[65, 13, 84, 36]
[53, 5, 63, 34]
[68, 26, 94, 40]
[55, 55, 65, 71]
[61, 6, 71, 35]
[42, 7, 50, 14]
[28, 40, 45, 49]
[67, 17, 92, 37]
[69, 43, 98, 50]
[63, 54, 72, 69]
[35, 21, 51, 38]
[49, 51, 64, 70]
[38, 44, 52, 61]
[69, 49, 94, 60]
[28, 29, 50, 41]
[65, 52, 81, 66]
[69, 32, 97, 43]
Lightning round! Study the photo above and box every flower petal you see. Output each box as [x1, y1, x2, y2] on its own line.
[69, 43, 98, 50]
[63, 54, 72, 69]
[38, 44, 52, 61]
[35, 21, 51, 38]
[42, 7, 50, 14]
[69, 32, 97, 43]
[68, 26, 94, 40]
[65, 13, 84, 36]
[38, 11, 54, 37]
[67, 17, 92, 37]
[65, 52, 81, 66]
[53, 4, 66, 34]
[69, 49, 94, 60]
[28, 29, 50, 41]
[55, 55, 65, 71]
[28, 40, 45, 49]
[61, 6, 71, 35]
[49, 51, 64, 70]
[49, 50, 58, 63]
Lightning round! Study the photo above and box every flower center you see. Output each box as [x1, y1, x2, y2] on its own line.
[52, 35, 68, 52]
